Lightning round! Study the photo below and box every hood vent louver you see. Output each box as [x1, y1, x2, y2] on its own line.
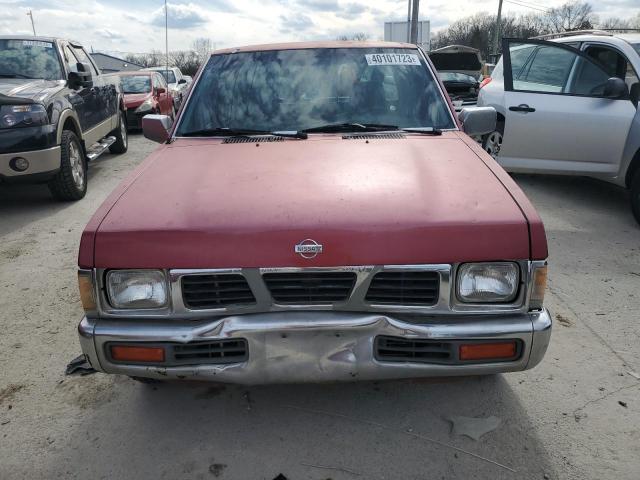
[222, 136, 285, 144]
[342, 133, 406, 140]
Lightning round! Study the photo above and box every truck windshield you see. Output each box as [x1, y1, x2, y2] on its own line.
[0, 39, 63, 80]
[176, 48, 455, 135]
[121, 75, 152, 93]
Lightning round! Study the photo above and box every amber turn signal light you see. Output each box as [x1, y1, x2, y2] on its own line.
[530, 265, 548, 310]
[110, 345, 165, 363]
[459, 342, 517, 361]
[78, 271, 96, 311]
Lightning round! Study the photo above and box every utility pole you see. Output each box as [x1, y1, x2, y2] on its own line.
[27, 10, 36, 36]
[165, 0, 169, 75]
[410, 0, 420, 45]
[492, 0, 504, 61]
[406, 0, 412, 42]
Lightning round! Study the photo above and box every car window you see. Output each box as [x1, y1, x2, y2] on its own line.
[0, 39, 63, 80]
[62, 45, 79, 73]
[72, 46, 99, 75]
[121, 75, 151, 93]
[584, 45, 639, 90]
[509, 45, 536, 76]
[158, 69, 176, 84]
[155, 73, 167, 89]
[507, 41, 616, 97]
[177, 48, 455, 134]
[517, 46, 575, 92]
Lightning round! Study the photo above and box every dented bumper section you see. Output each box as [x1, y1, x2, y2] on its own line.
[78, 310, 552, 385]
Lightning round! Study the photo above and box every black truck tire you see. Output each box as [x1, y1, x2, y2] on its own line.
[631, 169, 640, 226]
[109, 111, 128, 154]
[48, 130, 87, 201]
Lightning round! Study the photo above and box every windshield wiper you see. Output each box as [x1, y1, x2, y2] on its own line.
[302, 123, 399, 134]
[0, 73, 37, 79]
[400, 127, 443, 135]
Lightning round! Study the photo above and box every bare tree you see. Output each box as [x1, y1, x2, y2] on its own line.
[191, 37, 213, 64]
[598, 17, 631, 30]
[545, 2, 594, 33]
[336, 32, 370, 41]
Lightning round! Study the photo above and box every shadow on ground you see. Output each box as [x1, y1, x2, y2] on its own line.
[43, 374, 554, 480]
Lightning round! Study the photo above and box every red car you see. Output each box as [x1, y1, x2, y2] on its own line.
[77, 42, 551, 385]
[112, 71, 175, 130]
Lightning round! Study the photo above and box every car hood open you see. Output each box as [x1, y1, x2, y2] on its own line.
[87, 133, 535, 269]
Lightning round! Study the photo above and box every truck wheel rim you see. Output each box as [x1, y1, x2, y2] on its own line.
[69, 141, 84, 189]
[485, 131, 502, 158]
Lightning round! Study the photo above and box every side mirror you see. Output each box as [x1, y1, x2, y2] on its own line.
[603, 77, 629, 99]
[142, 114, 173, 143]
[458, 106, 497, 136]
[155, 87, 166, 95]
[178, 78, 187, 85]
[69, 62, 93, 88]
[630, 82, 639, 108]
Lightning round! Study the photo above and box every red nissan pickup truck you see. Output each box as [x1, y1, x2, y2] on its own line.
[76, 41, 551, 385]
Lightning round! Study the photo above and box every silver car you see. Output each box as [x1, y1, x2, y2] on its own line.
[477, 31, 640, 224]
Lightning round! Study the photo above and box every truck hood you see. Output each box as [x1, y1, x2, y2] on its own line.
[0, 78, 64, 102]
[88, 133, 535, 269]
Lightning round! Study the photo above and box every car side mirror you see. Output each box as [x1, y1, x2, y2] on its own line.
[155, 87, 166, 95]
[630, 82, 640, 108]
[458, 106, 497, 136]
[142, 114, 173, 143]
[603, 77, 628, 99]
[69, 62, 93, 88]
[178, 78, 187, 85]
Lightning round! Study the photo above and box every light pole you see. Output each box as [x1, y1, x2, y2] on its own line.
[165, 0, 169, 74]
[410, 0, 420, 45]
[492, 0, 504, 61]
[27, 10, 36, 36]
[406, 0, 412, 42]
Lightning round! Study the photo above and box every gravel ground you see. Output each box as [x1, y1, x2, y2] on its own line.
[0, 134, 639, 479]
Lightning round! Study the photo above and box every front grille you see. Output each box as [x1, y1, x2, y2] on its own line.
[342, 133, 406, 140]
[263, 272, 356, 304]
[375, 336, 453, 364]
[172, 339, 248, 364]
[222, 136, 284, 144]
[182, 274, 256, 309]
[365, 271, 439, 306]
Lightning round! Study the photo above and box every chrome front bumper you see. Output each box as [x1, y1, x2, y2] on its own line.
[0, 146, 60, 178]
[78, 309, 552, 385]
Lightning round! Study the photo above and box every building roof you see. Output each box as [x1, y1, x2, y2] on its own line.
[91, 52, 144, 68]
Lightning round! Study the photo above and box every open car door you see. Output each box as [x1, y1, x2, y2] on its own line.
[498, 38, 636, 176]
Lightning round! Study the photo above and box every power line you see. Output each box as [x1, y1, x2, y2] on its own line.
[504, 0, 550, 13]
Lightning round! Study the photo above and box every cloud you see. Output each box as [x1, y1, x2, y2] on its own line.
[279, 13, 315, 34]
[334, 2, 370, 19]
[150, 2, 214, 29]
[95, 28, 124, 40]
[295, 0, 339, 11]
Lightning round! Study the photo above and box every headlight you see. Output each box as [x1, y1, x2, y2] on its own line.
[106, 270, 168, 309]
[457, 262, 519, 303]
[134, 98, 154, 114]
[0, 104, 48, 129]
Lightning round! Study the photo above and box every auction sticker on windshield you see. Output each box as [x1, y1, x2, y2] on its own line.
[365, 53, 420, 66]
[22, 40, 53, 48]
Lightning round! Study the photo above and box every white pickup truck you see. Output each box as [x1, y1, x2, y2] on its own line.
[143, 66, 189, 108]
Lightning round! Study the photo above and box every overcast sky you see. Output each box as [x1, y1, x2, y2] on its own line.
[1, 0, 637, 55]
